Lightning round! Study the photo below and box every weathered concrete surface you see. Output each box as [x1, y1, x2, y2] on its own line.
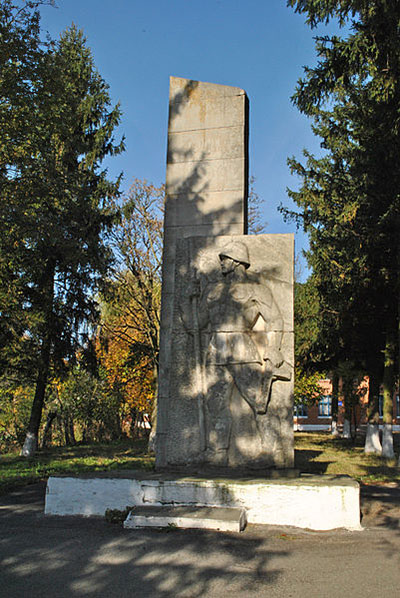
[157, 77, 249, 467]
[45, 472, 360, 531]
[124, 505, 247, 532]
[162, 234, 294, 469]
[1, 482, 400, 598]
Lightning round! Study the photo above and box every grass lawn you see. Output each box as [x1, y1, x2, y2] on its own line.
[294, 431, 400, 484]
[0, 432, 399, 496]
[0, 439, 154, 496]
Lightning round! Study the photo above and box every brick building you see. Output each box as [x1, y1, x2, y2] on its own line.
[294, 378, 400, 432]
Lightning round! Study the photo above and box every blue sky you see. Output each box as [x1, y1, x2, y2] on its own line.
[39, 0, 343, 280]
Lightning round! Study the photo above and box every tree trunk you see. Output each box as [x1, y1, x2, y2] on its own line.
[382, 330, 395, 459]
[364, 369, 382, 454]
[21, 262, 55, 458]
[64, 416, 71, 446]
[21, 333, 52, 457]
[69, 418, 76, 445]
[41, 411, 57, 449]
[331, 373, 339, 437]
[352, 401, 359, 442]
[63, 414, 76, 445]
[130, 408, 138, 438]
[148, 363, 158, 452]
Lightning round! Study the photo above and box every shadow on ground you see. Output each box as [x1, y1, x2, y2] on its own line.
[361, 482, 400, 531]
[0, 483, 289, 598]
[294, 448, 332, 474]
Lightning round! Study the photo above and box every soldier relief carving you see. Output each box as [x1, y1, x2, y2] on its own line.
[179, 238, 292, 468]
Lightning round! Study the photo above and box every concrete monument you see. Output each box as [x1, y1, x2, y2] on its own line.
[44, 77, 361, 532]
[156, 77, 294, 470]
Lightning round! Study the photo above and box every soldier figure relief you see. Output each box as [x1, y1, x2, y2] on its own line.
[180, 240, 291, 466]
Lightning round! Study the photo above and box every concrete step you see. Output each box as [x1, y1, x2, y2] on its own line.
[124, 505, 247, 532]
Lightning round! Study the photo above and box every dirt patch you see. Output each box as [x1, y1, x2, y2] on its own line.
[360, 482, 400, 529]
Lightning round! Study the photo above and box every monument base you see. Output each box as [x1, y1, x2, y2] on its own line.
[45, 471, 361, 531]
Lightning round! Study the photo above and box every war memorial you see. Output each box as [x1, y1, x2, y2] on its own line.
[45, 78, 361, 531]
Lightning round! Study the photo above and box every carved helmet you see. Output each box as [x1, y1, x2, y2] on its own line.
[219, 241, 250, 269]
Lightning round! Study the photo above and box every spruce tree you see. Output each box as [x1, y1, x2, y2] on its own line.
[0, 1, 49, 378]
[1, 3, 124, 456]
[284, 0, 399, 452]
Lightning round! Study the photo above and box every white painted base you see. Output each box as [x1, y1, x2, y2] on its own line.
[124, 506, 247, 532]
[45, 472, 361, 531]
[21, 432, 37, 457]
[331, 420, 340, 437]
[364, 423, 382, 454]
[382, 424, 395, 458]
[294, 424, 331, 431]
[342, 419, 351, 438]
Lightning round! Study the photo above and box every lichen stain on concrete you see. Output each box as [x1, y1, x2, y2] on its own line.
[184, 79, 199, 100]
[185, 80, 206, 125]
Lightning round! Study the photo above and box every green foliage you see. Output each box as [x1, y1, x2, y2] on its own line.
[293, 279, 326, 405]
[16, 23, 124, 368]
[0, 381, 33, 450]
[0, 366, 125, 450]
[94, 179, 164, 433]
[108, 178, 163, 370]
[0, 0, 46, 377]
[0, 2, 124, 453]
[284, 0, 400, 402]
[48, 368, 124, 444]
[295, 279, 323, 366]
[294, 368, 324, 405]
[287, 1, 363, 28]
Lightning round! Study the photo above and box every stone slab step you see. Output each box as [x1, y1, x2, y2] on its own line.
[124, 505, 247, 532]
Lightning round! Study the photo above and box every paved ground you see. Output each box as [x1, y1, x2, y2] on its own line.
[0, 482, 399, 597]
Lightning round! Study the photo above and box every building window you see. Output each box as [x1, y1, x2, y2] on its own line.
[378, 394, 399, 418]
[318, 395, 331, 417]
[378, 395, 383, 418]
[295, 404, 308, 418]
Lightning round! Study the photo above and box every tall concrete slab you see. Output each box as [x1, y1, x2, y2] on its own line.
[156, 77, 249, 466]
[159, 233, 294, 470]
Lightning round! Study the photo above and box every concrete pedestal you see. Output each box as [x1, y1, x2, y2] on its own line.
[45, 471, 361, 531]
